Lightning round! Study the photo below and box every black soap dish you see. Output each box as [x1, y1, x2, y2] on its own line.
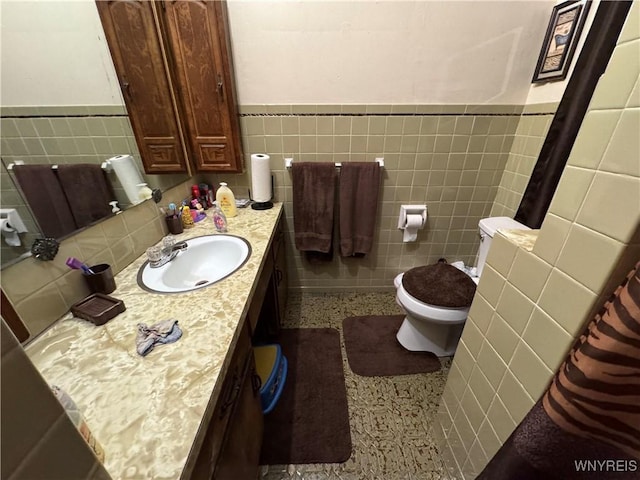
[71, 293, 126, 326]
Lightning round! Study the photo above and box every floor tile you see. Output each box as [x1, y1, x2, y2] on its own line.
[263, 292, 451, 479]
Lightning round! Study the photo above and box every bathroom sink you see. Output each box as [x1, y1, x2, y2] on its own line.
[137, 235, 251, 293]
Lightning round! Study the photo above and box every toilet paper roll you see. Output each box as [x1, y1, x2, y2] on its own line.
[1, 219, 21, 246]
[108, 155, 145, 206]
[251, 153, 272, 202]
[402, 214, 423, 243]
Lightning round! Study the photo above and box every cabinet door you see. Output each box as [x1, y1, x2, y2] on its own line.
[161, 0, 243, 173]
[274, 237, 288, 329]
[214, 353, 264, 480]
[96, 1, 190, 174]
[272, 219, 288, 328]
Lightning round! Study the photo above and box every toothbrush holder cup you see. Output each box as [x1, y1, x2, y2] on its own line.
[83, 264, 116, 295]
[165, 216, 184, 235]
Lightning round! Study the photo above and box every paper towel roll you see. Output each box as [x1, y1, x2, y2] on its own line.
[251, 154, 272, 202]
[402, 214, 423, 243]
[108, 155, 145, 206]
[1, 219, 20, 246]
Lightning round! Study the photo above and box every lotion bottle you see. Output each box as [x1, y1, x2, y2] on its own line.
[212, 206, 228, 232]
[216, 182, 237, 217]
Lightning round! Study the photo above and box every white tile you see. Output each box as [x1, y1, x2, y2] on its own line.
[599, 108, 640, 177]
[589, 40, 640, 110]
[538, 269, 597, 336]
[556, 224, 625, 293]
[476, 340, 507, 388]
[508, 341, 554, 400]
[497, 369, 535, 424]
[576, 171, 640, 243]
[523, 307, 573, 371]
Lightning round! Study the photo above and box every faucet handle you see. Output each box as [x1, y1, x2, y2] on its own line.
[162, 235, 176, 249]
[172, 241, 188, 251]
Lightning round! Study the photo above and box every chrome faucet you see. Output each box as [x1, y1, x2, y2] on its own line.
[149, 241, 188, 268]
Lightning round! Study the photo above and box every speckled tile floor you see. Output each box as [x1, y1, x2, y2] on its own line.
[260, 292, 453, 480]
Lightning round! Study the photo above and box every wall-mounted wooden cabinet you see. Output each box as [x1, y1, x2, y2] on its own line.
[96, 0, 243, 175]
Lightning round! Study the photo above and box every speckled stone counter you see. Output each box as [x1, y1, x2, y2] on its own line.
[499, 228, 539, 251]
[25, 203, 283, 480]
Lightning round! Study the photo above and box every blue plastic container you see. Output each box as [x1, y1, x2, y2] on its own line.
[254, 344, 287, 414]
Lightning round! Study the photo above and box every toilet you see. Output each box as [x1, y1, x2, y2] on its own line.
[394, 216, 530, 356]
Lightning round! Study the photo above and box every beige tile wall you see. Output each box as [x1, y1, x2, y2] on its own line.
[1, 179, 194, 341]
[202, 104, 524, 291]
[491, 103, 558, 217]
[435, 4, 640, 478]
[1, 320, 110, 479]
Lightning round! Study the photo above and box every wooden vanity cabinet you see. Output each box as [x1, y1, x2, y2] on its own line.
[190, 320, 262, 480]
[190, 213, 288, 478]
[96, 0, 243, 175]
[260, 217, 288, 336]
[250, 216, 288, 339]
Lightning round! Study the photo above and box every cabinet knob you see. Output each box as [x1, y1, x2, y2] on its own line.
[251, 371, 262, 394]
[216, 75, 224, 96]
[219, 371, 241, 418]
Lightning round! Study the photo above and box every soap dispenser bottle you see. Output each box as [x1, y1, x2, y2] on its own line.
[216, 182, 237, 217]
[212, 206, 228, 233]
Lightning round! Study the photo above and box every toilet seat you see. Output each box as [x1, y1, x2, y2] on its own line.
[402, 263, 477, 308]
[396, 280, 468, 324]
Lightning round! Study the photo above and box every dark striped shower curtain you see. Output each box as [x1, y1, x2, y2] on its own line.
[477, 260, 640, 479]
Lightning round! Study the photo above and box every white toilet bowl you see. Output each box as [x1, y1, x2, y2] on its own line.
[393, 216, 530, 357]
[394, 272, 477, 356]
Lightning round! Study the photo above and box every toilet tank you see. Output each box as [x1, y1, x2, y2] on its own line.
[476, 217, 530, 277]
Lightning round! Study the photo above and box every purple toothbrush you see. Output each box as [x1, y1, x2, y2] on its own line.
[66, 257, 95, 275]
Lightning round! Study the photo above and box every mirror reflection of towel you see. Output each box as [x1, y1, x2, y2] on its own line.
[56, 164, 114, 229]
[12, 164, 77, 239]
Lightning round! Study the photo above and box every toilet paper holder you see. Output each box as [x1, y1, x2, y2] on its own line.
[397, 205, 427, 230]
[0, 208, 28, 233]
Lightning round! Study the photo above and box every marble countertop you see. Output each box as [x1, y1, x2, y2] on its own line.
[499, 228, 539, 252]
[26, 203, 283, 480]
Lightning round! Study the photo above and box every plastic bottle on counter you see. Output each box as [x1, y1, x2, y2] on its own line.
[212, 206, 228, 232]
[51, 385, 106, 463]
[216, 182, 237, 217]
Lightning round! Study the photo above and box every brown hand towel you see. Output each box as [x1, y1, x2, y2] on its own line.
[292, 162, 337, 254]
[56, 164, 114, 229]
[12, 164, 77, 239]
[339, 162, 381, 257]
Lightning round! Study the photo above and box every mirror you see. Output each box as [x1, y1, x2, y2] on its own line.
[0, 0, 189, 268]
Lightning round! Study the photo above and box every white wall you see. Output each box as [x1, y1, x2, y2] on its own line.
[0, 0, 123, 106]
[227, 0, 555, 105]
[2, 0, 557, 107]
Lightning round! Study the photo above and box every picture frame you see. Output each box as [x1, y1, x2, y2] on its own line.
[532, 0, 591, 83]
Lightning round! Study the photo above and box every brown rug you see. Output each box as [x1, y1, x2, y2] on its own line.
[343, 315, 441, 376]
[260, 328, 352, 465]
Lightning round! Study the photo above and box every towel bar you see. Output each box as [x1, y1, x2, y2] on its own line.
[284, 157, 384, 169]
[7, 161, 110, 171]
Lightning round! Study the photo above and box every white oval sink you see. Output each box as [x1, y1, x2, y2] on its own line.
[137, 235, 251, 293]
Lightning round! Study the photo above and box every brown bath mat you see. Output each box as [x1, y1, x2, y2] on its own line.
[260, 328, 352, 465]
[343, 315, 441, 376]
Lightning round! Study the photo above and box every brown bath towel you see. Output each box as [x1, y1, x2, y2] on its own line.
[56, 164, 114, 229]
[12, 164, 77, 239]
[292, 162, 337, 253]
[339, 162, 381, 257]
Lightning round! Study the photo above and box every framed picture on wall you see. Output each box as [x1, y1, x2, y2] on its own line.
[532, 0, 591, 83]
